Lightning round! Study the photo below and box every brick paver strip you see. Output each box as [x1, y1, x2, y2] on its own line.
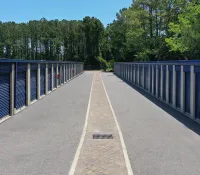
[74, 71, 128, 175]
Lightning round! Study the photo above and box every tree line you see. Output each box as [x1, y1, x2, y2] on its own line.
[0, 0, 200, 68]
[106, 0, 200, 62]
[0, 17, 104, 67]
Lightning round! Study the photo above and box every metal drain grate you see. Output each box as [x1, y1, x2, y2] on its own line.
[93, 132, 113, 139]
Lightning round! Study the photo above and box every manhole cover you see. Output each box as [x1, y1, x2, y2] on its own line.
[93, 132, 113, 139]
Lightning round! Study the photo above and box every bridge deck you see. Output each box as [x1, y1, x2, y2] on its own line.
[102, 72, 200, 175]
[0, 71, 200, 175]
[0, 72, 93, 175]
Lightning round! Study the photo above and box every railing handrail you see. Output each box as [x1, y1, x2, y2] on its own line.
[115, 60, 200, 66]
[0, 58, 83, 64]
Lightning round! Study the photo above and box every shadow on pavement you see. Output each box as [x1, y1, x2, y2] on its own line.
[114, 74, 200, 136]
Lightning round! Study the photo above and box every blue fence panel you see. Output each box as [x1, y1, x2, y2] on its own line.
[129, 65, 132, 82]
[0, 63, 12, 73]
[0, 73, 10, 118]
[0, 63, 11, 118]
[62, 65, 64, 83]
[125, 64, 127, 79]
[135, 65, 138, 85]
[60, 66, 63, 84]
[157, 65, 161, 98]
[64, 64, 67, 82]
[40, 64, 46, 96]
[69, 64, 71, 80]
[153, 65, 156, 96]
[53, 67, 56, 88]
[71, 64, 73, 78]
[130, 65, 133, 82]
[138, 64, 143, 87]
[67, 64, 70, 80]
[58, 65, 61, 85]
[127, 65, 129, 81]
[30, 64, 38, 102]
[195, 66, 200, 120]
[16, 72, 26, 110]
[144, 65, 149, 91]
[125, 64, 126, 79]
[162, 65, 166, 101]
[132, 65, 135, 83]
[168, 65, 173, 105]
[15, 63, 27, 110]
[30, 70, 37, 101]
[184, 65, 190, 114]
[48, 67, 52, 91]
[176, 66, 181, 109]
[150, 65, 152, 93]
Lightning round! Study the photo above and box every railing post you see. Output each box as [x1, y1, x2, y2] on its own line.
[45, 63, 48, 94]
[10, 63, 15, 116]
[37, 64, 40, 99]
[160, 65, 163, 100]
[166, 65, 169, 104]
[26, 63, 30, 106]
[181, 65, 185, 113]
[190, 65, 195, 119]
[172, 65, 176, 108]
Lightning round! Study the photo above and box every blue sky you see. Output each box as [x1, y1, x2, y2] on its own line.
[0, 0, 132, 26]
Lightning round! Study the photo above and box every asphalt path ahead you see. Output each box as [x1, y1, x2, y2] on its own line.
[102, 72, 200, 175]
[0, 72, 93, 175]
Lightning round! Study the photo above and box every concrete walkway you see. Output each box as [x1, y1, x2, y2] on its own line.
[102, 72, 200, 175]
[71, 72, 130, 175]
[0, 72, 93, 175]
[1, 71, 200, 175]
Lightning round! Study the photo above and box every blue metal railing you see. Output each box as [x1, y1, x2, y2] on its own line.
[114, 61, 200, 124]
[0, 60, 84, 119]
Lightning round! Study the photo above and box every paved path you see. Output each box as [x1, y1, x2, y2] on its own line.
[72, 71, 129, 175]
[102, 72, 200, 175]
[0, 72, 93, 175]
[1, 71, 200, 175]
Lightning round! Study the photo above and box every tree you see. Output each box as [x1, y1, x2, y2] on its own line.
[165, 2, 200, 59]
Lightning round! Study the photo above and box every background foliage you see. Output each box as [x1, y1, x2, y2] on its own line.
[0, 1, 200, 69]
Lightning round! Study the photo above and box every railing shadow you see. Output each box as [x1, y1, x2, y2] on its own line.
[114, 73, 200, 136]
